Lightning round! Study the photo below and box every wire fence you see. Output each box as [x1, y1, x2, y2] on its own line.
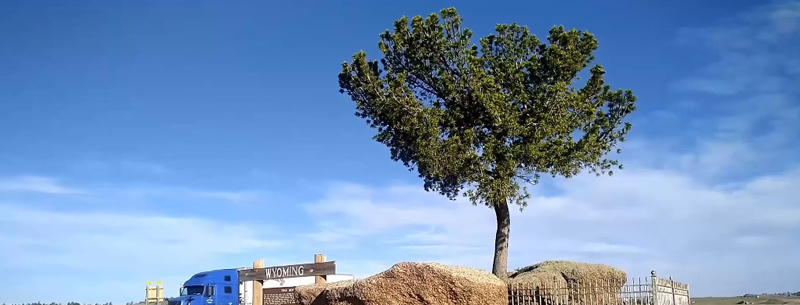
[508, 271, 690, 305]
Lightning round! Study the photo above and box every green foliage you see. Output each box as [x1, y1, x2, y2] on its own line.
[338, 8, 637, 209]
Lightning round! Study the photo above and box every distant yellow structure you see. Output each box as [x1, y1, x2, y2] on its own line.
[145, 281, 164, 305]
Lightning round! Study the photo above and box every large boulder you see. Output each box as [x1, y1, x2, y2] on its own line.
[296, 262, 507, 305]
[507, 260, 627, 305]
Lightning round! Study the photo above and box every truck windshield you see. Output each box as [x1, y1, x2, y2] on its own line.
[180, 286, 204, 296]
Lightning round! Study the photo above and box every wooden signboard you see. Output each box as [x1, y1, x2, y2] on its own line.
[238, 261, 336, 282]
[262, 287, 298, 305]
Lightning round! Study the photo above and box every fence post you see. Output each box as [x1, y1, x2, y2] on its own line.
[650, 271, 658, 305]
[670, 277, 677, 305]
[314, 254, 327, 284]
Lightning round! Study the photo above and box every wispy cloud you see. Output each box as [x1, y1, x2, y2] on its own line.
[2, 163, 798, 300]
[0, 202, 285, 304]
[73, 159, 171, 176]
[671, 0, 800, 180]
[0, 176, 86, 194]
[115, 187, 270, 204]
[0, 204, 283, 269]
[303, 166, 800, 296]
[577, 242, 646, 255]
[0, 175, 285, 303]
[181, 190, 266, 203]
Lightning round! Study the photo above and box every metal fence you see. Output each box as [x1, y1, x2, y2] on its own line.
[508, 271, 690, 305]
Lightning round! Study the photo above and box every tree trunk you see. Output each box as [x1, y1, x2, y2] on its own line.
[491, 200, 511, 280]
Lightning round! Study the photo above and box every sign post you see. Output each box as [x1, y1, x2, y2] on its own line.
[314, 254, 326, 285]
[253, 259, 264, 305]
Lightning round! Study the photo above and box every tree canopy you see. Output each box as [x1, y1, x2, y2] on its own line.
[337, 8, 637, 279]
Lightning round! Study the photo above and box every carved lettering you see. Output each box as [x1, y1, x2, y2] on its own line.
[264, 265, 304, 280]
[238, 261, 335, 281]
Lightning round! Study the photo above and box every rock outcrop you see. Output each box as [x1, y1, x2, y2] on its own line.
[296, 262, 507, 305]
[507, 260, 628, 305]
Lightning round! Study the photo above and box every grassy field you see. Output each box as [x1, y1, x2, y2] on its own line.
[694, 296, 800, 305]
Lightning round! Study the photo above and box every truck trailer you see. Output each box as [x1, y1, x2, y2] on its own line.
[166, 268, 354, 305]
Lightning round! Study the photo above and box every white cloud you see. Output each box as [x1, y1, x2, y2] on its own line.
[303, 165, 800, 296]
[0, 173, 289, 303]
[0, 176, 86, 194]
[114, 187, 270, 204]
[0, 174, 283, 304]
[671, 0, 800, 181]
[5, 163, 793, 300]
[577, 242, 646, 255]
[1, 204, 282, 266]
[0, 202, 284, 304]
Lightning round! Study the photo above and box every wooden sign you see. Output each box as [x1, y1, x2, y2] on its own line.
[238, 261, 336, 281]
[262, 287, 298, 305]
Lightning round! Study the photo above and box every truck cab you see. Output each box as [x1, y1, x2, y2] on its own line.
[167, 269, 240, 305]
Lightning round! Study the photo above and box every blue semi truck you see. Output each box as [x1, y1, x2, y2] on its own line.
[165, 262, 353, 305]
[166, 269, 241, 305]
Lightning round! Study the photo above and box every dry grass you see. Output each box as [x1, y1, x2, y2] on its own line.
[694, 296, 800, 305]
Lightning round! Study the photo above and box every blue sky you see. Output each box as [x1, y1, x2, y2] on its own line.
[1, 0, 799, 303]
